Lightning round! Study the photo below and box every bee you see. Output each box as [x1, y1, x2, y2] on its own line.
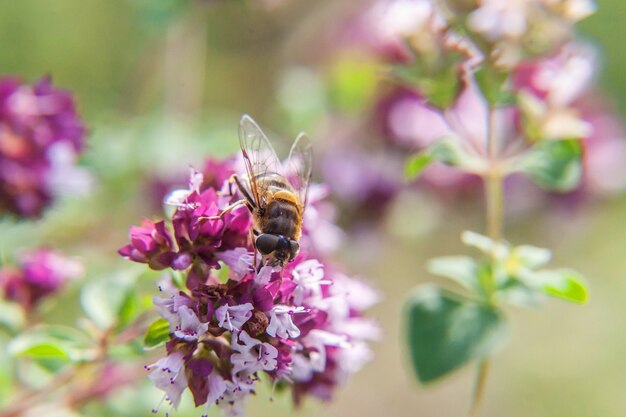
[220, 115, 312, 269]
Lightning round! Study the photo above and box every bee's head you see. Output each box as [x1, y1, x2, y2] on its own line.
[255, 233, 299, 266]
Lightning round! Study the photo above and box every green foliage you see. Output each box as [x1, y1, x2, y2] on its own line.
[475, 65, 514, 106]
[395, 63, 461, 109]
[7, 325, 93, 365]
[426, 256, 480, 293]
[80, 271, 139, 330]
[144, 318, 171, 349]
[0, 301, 25, 334]
[518, 139, 583, 192]
[406, 286, 506, 383]
[405, 153, 433, 179]
[405, 137, 484, 180]
[328, 57, 379, 113]
[407, 231, 588, 383]
[461, 231, 589, 305]
[524, 269, 588, 304]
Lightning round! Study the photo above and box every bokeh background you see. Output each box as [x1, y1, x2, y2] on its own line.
[1, 0, 625, 416]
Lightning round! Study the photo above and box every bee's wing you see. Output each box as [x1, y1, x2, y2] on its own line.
[286, 132, 313, 210]
[239, 114, 281, 208]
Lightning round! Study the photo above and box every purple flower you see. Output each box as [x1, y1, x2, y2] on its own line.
[231, 330, 278, 375]
[146, 351, 187, 410]
[266, 305, 307, 339]
[0, 248, 82, 310]
[173, 305, 209, 342]
[216, 248, 254, 281]
[0, 76, 88, 218]
[123, 154, 379, 416]
[215, 303, 253, 332]
[118, 219, 176, 270]
[290, 259, 331, 306]
[170, 186, 251, 274]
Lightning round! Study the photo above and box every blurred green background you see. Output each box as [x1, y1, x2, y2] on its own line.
[1, 1, 625, 416]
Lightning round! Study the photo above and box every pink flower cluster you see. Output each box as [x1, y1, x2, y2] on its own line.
[344, 0, 626, 202]
[0, 76, 88, 218]
[120, 163, 379, 416]
[0, 248, 83, 310]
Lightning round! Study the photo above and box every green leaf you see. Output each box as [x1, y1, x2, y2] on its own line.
[394, 61, 461, 109]
[80, 271, 138, 330]
[511, 245, 552, 269]
[406, 286, 506, 383]
[519, 139, 583, 192]
[405, 138, 482, 180]
[7, 325, 93, 364]
[144, 318, 171, 348]
[117, 288, 139, 330]
[475, 65, 514, 106]
[0, 300, 25, 333]
[530, 269, 588, 304]
[428, 138, 467, 166]
[426, 256, 479, 292]
[496, 277, 542, 307]
[328, 57, 378, 112]
[461, 231, 508, 260]
[170, 270, 186, 290]
[405, 153, 433, 179]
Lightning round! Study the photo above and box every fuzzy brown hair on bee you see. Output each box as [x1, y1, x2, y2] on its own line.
[215, 115, 312, 270]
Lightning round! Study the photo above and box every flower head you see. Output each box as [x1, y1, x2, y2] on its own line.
[124, 154, 379, 416]
[0, 248, 83, 310]
[0, 76, 88, 218]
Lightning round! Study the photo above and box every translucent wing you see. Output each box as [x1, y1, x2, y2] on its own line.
[239, 114, 281, 208]
[286, 132, 313, 209]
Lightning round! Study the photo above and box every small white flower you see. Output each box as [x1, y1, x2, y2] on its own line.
[153, 284, 193, 333]
[332, 317, 382, 341]
[291, 330, 350, 382]
[205, 371, 227, 406]
[217, 248, 254, 281]
[231, 331, 278, 375]
[218, 376, 256, 417]
[147, 351, 187, 409]
[467, 0, 530, 41]
[331, 273, 380, 311]
[173, 305, 208, 342]
[291, 259, 331, 305]
[215, 303, 253, 332]
[335, 341, 375, 383]
[266, 305, 307, 339]
[163, 167, 204, 208]
[254, 265, 279, 286]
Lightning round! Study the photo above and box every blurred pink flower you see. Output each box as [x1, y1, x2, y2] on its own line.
[0, 76, 88, 218]
[0, 248, 83, 310]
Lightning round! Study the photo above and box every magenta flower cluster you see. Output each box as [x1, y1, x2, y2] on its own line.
[0, 76, 86, 218]
[0, 248, 83, 310]
[120, 161, 379, 416]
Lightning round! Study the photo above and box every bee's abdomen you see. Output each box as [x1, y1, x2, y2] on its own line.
[264, 200, 300, 238]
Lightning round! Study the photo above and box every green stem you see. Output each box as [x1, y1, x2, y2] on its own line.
[485, 169, 503, 243]
[468, 359, 490, 417]
[468, 105, 505, 417]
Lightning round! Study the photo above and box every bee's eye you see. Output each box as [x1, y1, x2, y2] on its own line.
[289, 240, 300, 260]
[256, 234, 279, 255]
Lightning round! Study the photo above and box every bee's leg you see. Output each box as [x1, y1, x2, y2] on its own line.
[199, 199, 246, 221]
[218, 174, 238, 198]
[250, 228, 259, 270]
[220, 174, 256, 208]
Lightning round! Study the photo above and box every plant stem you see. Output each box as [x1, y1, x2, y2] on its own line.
[485, 169, 503, 242]
[485, 105, 503, 242]
[468, 359, 490, 417]
[468, 105, 505, 417]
